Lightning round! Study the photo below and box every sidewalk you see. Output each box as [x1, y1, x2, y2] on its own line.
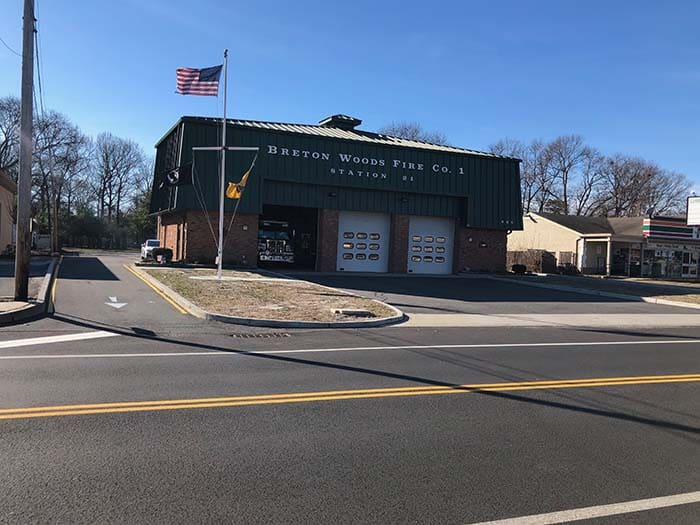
[0, 258, 52, 300]
[493, 274, 700, 307]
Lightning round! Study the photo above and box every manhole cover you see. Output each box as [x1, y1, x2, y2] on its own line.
[230, 332, 291, 339]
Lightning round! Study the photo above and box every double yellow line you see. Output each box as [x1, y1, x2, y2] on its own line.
[1, 374, 698, 421]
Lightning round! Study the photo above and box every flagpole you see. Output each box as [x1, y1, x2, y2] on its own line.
[217, 49, 228, 280]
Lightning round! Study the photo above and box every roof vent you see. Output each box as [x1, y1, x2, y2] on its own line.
[319, 114, 362, 130]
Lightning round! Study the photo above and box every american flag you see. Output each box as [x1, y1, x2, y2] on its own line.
[176, 65, 222, 96]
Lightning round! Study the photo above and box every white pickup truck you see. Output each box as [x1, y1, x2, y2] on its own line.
[140, 239, 160, 260]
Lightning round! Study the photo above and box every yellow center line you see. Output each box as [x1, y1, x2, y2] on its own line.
[1, 374, 698, 421]
[2, 373, 697, 414]
[122, 263, 188, 314]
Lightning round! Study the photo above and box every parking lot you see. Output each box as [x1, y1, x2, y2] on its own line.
[300, 274, 696, 315]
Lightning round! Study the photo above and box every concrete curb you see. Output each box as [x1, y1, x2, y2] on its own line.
[281, 271, 499, 279]
[486, 275, 700, 311]
[0, 257, 58, 326]
[129, 265, 406, 329]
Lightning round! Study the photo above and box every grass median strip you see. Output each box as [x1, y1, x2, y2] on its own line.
[140, 267, 396, 322]
[1, 373, 699, 421]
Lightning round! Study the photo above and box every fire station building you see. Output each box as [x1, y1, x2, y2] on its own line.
[149, 115, 522, 274]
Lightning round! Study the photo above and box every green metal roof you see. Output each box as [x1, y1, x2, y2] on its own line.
[155, 116, 520, 162]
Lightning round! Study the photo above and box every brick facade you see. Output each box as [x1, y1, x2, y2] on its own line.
[157, 208, 507, 273]
[158, 212, 186, 260]
[316, 208, 339, 271]
[389, 214, 409, 273]
[453, 227, 507, 273]
[157, 210, 258, 267]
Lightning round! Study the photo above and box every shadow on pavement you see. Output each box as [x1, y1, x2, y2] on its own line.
[0, 261, 50, 278]
[49, 312, 700, 439]
[299, 275, 636, 303]
[58, 257, 119, 281]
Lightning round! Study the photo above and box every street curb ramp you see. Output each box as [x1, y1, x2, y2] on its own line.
[0, 257, 59, 326]
[129, 264, 407, 329]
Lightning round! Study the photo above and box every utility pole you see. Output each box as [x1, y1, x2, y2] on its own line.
[14, 0, 35, 301]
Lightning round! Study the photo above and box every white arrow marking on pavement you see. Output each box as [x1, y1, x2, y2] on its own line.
[105, 302, 127, 309]
[106, 296, 127, 309]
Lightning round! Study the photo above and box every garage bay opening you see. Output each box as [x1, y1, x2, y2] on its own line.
[258, 205, 318, 270]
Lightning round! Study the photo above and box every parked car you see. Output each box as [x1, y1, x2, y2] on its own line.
[141, 239, 161, 260]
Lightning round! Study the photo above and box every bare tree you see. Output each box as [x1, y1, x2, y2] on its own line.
[0, 96, 21, 177]
[570, 148, 605, 216]
[379, 121, 450, 145]
[545, 135, 591, 215]
[92, 133, 145, 223]
[31, 111, 91, 232]
[489, 138, 558, 214]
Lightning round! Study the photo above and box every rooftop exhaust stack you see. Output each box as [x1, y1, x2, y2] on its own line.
[319, 114, 362, 130]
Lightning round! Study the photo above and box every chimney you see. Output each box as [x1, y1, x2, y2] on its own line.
[319, 114, 362, 131]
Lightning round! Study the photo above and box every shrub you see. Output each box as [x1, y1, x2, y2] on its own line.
[511, 264, 527, 275]
[151, 247, 173, 263]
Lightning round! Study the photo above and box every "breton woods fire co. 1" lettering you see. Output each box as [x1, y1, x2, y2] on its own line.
[266, 144, 465, 183]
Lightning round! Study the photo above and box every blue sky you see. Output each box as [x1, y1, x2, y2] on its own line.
[1, 0, 699, 185]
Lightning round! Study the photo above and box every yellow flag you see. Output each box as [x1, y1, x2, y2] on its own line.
[226, 169, 250, 199]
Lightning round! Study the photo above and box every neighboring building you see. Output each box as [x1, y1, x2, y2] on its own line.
[0, 169, 17, 254]
[149, 115, 522, 274]
[509, 212, 700, 278]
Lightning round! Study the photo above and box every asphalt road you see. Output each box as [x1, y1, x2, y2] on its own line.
[0, 253, 698, 523]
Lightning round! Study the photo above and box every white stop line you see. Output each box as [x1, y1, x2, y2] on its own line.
[0, 331, 118, 350]
[467, 490, 700, 525]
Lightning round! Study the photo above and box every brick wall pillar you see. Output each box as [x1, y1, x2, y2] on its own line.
[184, 211, 259, 267]
[389, 214, 409, 273]
[316, 208, 339, 272]
[158, 212, 184, 260]
[453, 227, 507, 273]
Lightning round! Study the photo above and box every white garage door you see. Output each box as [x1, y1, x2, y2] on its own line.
[336, 211, 390, 272]
[408, 216, 455, 274]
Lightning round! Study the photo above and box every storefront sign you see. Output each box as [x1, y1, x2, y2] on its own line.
[646, 242, 700, 253]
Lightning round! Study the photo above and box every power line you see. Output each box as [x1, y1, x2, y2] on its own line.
[34, 31, 45, 116]
[34, 0, 46, 116]
[0, 34, 21, 57]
